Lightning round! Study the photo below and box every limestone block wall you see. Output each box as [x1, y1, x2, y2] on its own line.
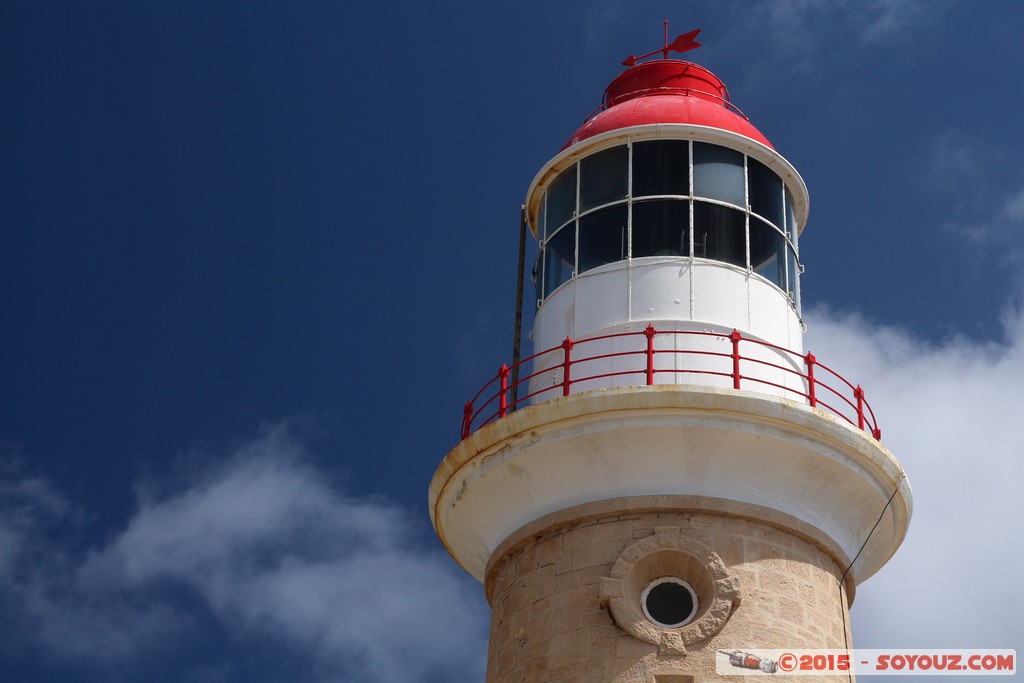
[483, 500, 854, 683]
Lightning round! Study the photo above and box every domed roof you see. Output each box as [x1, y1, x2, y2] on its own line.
[564, 60, 774, 150]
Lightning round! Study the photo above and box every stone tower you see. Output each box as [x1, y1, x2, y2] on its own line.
[430, 31, 911, 682]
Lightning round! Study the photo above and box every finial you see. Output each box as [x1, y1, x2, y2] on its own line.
[621, 23, 702, 67]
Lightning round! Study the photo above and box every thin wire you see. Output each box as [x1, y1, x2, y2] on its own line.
[509, 205, 527, 409]
[836, 471, 906, 683]
[841, 471, 906, 587]
[839, 580, 854, 683]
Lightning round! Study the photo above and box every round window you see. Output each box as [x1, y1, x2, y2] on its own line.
[641, 577, 698, 628]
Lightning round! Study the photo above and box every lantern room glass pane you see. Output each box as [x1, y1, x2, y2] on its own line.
[538, 194, 547, 240]
[787, 246, 800, 305]
[543, 224, 575, 296]
[693, 202, 745, 268]
[580, 146, 628, 212]
[547, 165, 577, 232]
[785, 188, 798, 238]
[632, 140, 690, 197]
[749, 158, 783, 227]
[578, 205, 627, 273]
[749, 217, 786, 288]
[533, 252, 543, 303]
[693, 143, 744, 207]
[632, 199, 689, 257]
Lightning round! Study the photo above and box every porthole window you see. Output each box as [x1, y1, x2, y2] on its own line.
[642, 578, 698, 628]
[536, 140, 802, 304]
[600, 531, 741, 649]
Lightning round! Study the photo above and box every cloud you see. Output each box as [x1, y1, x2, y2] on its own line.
[726, 0, 950, 78]
[921, 129, 1024, 266]
[5, 315, 1021, 682]
[0, 467, 67, 576]
[0, 427, 489, 682]
[455, 306, 498, 385]
[803, 304, 1024, 676]
[767, 0, 938, 44]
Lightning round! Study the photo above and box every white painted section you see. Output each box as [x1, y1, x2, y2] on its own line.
[529, 260, 805, 402]
[574, 262, 629, 336]
[430, 387, 912, 586]
[689, 264, 751, 333]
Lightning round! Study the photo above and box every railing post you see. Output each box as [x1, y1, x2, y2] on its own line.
[729, 329, 742, 390]
[498, 364, 509, 418]
[461, 401, 473, 440]
[644, 324, 656, 386]
[561, 336, 574, 397]
[805, 352, 817, 407]
[855, 385, 865, 431]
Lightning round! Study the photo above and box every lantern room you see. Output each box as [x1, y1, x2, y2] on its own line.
[524, 56, 810, 401]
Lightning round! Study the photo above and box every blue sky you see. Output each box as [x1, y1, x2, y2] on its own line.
[2, 1, 1022, 681]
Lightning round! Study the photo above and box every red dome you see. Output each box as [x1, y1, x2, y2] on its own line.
[565, 60, 773, 150]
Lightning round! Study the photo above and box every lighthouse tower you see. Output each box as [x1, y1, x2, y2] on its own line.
[431, 30, 911, 682]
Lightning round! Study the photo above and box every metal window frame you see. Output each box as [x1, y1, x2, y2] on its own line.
[537, 139, 802, 313]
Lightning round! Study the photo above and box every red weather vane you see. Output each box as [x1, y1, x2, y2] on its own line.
[621, 21, 701, 67]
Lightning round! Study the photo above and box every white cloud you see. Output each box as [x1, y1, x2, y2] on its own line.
[0, 470, 67, 576]
[923, 129, 1024, 265]
[852, 0, 935, 43]
[804, 305, 1024, 674]
[726, 0, 949, 78]
[766, 0, 938, 44]
[0, 427, 489, 682]
[5, 312, 1022, 682]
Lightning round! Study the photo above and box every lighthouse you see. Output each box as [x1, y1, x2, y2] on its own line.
[430, 29, 911, 682]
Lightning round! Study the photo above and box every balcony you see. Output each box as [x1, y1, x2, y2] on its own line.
[461, 325, 880, 441]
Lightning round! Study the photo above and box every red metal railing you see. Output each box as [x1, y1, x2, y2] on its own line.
[585, 87, 750, 126]
[460, 325, 881, 442]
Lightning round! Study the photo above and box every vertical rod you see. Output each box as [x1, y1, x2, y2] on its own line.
[498, 364, 509, 418]
[509, 204, 527, 410]
[855, 386, 865, 430]
[561, 337, 574, 397]
[805, 352, 817, 407]
[462, 401, 473, 440]
[644, 324, 656, 385]
[730, 329, 742, 390]
[663, 19, 669, 59]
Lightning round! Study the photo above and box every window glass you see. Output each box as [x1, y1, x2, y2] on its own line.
[632, 199, 689, 257]
[693, 202, 745, 268]
[543, 224, 575, 295]
[547, 165, 577, 232]
[787, 245, 800, 306]
[785, 188, 798, 238]
[538, 194, 547, 240]
[578, 205, 627, 273]
[580, 146, 628, 212]
[749, 217, 786, 288]
[749, 158, 783, 227]
[533, 251, 543, 303]
[632, 140, 689, 197]
[693, 143, 744, 207]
